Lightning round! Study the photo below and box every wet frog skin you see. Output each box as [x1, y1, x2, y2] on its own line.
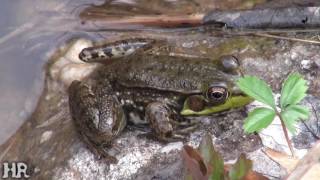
[68, 39, 249, 163]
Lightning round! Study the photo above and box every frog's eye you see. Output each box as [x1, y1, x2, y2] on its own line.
[219, 55, 240, 72]
[206, 86, 229, 104]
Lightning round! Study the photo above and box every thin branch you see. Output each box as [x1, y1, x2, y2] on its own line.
[301, 120, 320, 140]
[253, 33, 320, 45]
[276, 110, 295, 157]
[306, 99, 320, 135]
[82, 14, 204, 28]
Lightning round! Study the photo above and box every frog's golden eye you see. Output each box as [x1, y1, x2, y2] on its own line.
[206, 86, 229, 104]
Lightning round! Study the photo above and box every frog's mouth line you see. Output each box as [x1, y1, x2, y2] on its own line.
[180, 95, 253, 116]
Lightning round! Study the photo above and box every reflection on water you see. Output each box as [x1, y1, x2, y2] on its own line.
[0, 0, 102, 144]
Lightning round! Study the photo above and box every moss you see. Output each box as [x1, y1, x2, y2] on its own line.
[240, 0, 266, 10]
[199, 37, 275, 60]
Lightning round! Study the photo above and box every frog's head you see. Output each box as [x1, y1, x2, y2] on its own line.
[181, 56, 252, 115]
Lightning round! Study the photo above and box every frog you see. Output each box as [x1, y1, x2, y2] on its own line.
[68, 38, 251, 163]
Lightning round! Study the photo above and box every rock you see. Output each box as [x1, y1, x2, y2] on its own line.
[300, 59, 312, 71]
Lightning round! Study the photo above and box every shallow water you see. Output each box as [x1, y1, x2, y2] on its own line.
[0, 0, 104, 144]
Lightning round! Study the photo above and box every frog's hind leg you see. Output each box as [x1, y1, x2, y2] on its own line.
[68, 80, 126, 163]
[79, 38, 157, 63]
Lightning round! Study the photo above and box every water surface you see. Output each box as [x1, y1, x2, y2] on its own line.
[0, 0, 102, 144]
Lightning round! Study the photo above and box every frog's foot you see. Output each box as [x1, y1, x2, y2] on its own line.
[80, 132, 118, 163]
[145, 102, 197, 142]
[79, 38, 156, 63]
[173, 124, 199, 135]
[138, 132, 186, 142]
[68, 80, 126, 164]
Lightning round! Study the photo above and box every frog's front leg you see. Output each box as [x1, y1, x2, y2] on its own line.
[145, 102, 198, 142]
[68, 80, 126, 163]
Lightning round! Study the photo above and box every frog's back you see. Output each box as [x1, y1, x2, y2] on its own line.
[108, 54, 232, 93]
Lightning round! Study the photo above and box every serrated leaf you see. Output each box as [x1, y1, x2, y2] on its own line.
[280, 105, 310, 134]
[280, 73, 308, 109]
[243, 107, 276, 133]
[228, 154, 252, 180]
[286, 104, 310, 120]
[237, 76, 276, 109]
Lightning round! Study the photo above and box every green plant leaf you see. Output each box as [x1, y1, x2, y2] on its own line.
[228, 154, 252, 180]
[198, 134, 224, 180]
[243, 107, 276, 133]
[280, 105, 310, 134]
[237, 76, 276, 109]
[199, 133, 217, 166]
[182, 145, 208, 179]
[280, 73, 308, 109]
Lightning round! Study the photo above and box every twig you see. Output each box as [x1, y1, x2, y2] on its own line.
[306, 99, 320, 135]
[253, 33, 320, 45]
[301, 121, 320, 140]
[81, 14, 204, 28]
[276, 110, 295, 157]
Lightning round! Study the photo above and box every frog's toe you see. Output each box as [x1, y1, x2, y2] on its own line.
[161, 133, 186, 142]
[169, 119, 199, 127]
[96, 149, 118, 164]
[174, 124, 199, 135]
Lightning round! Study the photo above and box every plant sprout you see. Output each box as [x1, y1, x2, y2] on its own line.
[236, 73, 309, 156]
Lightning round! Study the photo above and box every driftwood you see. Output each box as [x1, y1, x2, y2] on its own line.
[203, 7, 320, 29]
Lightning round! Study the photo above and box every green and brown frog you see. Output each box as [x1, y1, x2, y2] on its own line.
[68, 38, 251, 163]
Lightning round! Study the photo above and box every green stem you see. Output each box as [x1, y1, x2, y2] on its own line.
[275, 110, 295, 157]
